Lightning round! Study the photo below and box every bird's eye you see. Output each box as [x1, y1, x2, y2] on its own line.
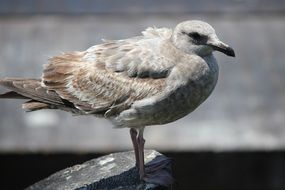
[188, 32, 201, 40]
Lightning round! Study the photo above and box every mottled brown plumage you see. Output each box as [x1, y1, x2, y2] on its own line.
[0, 20, 235, 186]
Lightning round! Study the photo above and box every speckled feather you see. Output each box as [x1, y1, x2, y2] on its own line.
[0, 20, 225, 128]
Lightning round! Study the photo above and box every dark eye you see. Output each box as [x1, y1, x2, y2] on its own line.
[188, 32, 201, 40]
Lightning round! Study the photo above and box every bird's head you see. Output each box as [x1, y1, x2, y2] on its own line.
[172, 20, 235, 57]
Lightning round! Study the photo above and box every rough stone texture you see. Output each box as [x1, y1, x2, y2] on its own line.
[26, 150, 171, 190]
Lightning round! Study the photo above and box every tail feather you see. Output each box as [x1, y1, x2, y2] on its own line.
[22, 100, 53, 112]
[0, 78, 63, 104]
[0, 78, 73, 111]
[0, 91, 28, 99]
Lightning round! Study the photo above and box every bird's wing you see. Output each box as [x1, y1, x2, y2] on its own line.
[42, 28, 176, 116]
[84, 27, 174, 78]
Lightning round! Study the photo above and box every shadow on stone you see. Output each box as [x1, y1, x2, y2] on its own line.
[26, 150, 173, 190]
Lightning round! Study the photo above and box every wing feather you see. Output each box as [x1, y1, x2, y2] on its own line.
[42, 29, 174, 116]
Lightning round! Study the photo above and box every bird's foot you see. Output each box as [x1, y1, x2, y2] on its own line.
[142, 155, 174, 187]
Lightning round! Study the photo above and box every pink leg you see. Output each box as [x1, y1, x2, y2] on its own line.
[130, 128, 139, 167]
[137, 127, 146, 180]
[131, 128, 174, 186]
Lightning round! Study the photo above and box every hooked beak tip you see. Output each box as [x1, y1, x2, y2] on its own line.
[208, 41, 235, 57]
[225, 46, 235, 57]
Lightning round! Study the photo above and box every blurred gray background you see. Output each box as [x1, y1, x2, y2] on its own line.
[0, 0, 285, 152]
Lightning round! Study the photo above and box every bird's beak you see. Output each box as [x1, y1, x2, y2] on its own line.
[207, 38, 235, 57]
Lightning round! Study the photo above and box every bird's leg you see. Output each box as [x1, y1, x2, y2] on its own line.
[137, 127, 146, 181]
[132, 127, 174, 186]
[130, 128, 139, 167]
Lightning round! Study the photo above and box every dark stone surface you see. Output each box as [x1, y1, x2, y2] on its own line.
[26, 150, 172, 190]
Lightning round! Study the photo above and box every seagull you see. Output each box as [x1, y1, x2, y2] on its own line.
[0, 20, 235, 186]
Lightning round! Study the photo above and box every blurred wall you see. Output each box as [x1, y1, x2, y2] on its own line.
[0, 0, 285, 152]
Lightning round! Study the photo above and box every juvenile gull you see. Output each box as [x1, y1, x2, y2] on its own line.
[0, 20, 235, 186]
